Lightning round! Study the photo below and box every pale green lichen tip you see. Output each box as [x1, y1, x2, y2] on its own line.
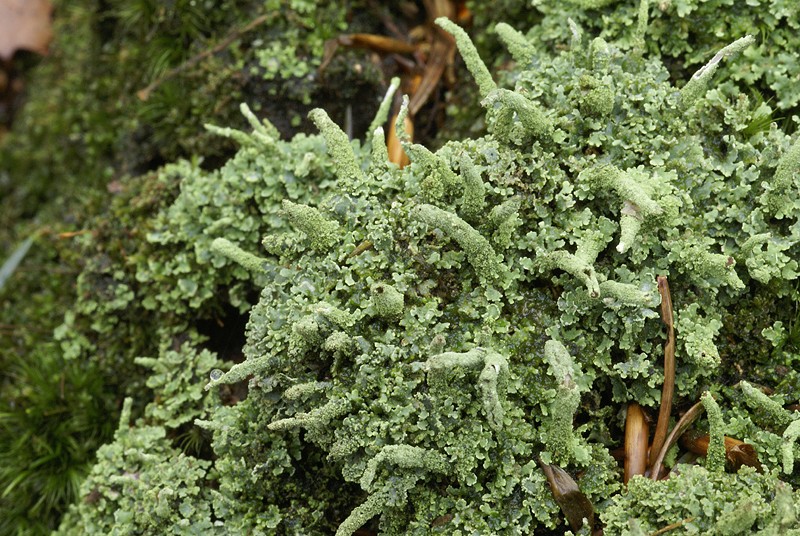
[359, 445, 448, 492]
[369, 126, 390, 174]
[781, 419, 800, 474]
[566, 0, 618, 7]
[413, 203, 504, 282]
[701, 392, 726, 473]
[370, 282, 404, 320]
[211, 237, 269, 273]
[394, 95, 411, 143]
[281, 200, 341, 252]
[482, 88, 554, 142]
[632, 0, 650, 54]
[424, 348, 508, 431]
[308, 108, 364, 187]
[679, 35, 755, 109]
[458, 154, 486, 222]
[203, 123, 254, 147]
[763, 136, 800, 217]
[740, 381, 794, 429]
[239, 102, 279, 140]
[495, 23, 535, 64]
[366, 77, 401, 144]
[435, 17, 496, 98]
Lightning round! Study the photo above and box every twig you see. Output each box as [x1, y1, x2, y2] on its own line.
[137, 13, 271, 101]
[56, 230, 92, 239]
[679, 430, 762, 471]
[649, 517, 695, 536]
[649, 276, 675, 466]
[650, 401, 705, 480]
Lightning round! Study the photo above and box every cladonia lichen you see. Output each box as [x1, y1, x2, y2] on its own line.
[57, 10, 800, 536]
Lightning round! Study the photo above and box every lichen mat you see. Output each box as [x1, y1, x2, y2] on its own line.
[58, 11, 800, 536]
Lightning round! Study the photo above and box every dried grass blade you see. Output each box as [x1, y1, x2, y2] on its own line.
[649, 275, 675, 466]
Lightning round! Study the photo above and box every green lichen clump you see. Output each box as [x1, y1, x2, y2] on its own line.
[515, 0, 800, 115]
[56, 399, 217, 535]
[603, 466, 799, 534]
[58, 12, 800, 536]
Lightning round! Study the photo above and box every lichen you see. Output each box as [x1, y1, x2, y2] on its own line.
[602, 466, 798, 534]
[196, 16, 800, 533]
[43, 7, 800, 536]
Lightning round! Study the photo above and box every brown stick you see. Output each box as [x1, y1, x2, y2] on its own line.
[137, 13, 271, 101]
[624, 402, 649, 484]
[679, 430, 762, 471]
[387, 112, 412, 167]
[649, 517, 696, 536]
[408, 27, 454, 115]
[650, 401, 705, 480]
[338, 34, 417, 55]
[649, 276, 676, 466]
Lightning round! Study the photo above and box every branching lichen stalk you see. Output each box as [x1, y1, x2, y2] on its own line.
[679, 35, 755, 110]
[495, 23, 535, 65]
[740, 381, 794, 429]
[359, 445, 449, 491]
[309, 108, 365, 189]
[459, 154, 486, 222]
[413, 203, 504, 282]
[281, 200, 340, 252]
[435, 17, 496, 98]
[365, 77, 400, 146]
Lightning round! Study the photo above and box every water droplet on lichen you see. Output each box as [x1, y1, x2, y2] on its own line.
[209, 369, 224, 382]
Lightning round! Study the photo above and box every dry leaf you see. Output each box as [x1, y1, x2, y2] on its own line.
[680, 430, 763, 472]
[538, 460, 595, 532]
[0, 0, 53, 60]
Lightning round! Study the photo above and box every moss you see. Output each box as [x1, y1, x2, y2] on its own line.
[55, 399, 217, 535]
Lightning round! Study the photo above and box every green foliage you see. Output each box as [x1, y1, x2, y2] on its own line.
[0, 2, 362, 528]
[0, 348, 116, 534]
[0, 0, 377, 235]
[55, 400, 217, 535]
[602, 466, 799, 534]
[135, 333, 225, 429]
[518, 0, 800, 116]
[6, 2, 800, 534]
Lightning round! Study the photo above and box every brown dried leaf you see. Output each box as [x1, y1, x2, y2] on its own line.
[650, 401, 705, 480]
[679, 430, 763, 472]
[0, 0, 53, 60]
[649, 276, 676, 466]
[538, 460, 595, 532]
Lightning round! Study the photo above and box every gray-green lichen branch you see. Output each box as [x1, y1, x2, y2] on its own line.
[679, 35, 755, 110]
[413, 203, 506, 283]
[281, 200, 341, 252]
[424, 348, 509, 430]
